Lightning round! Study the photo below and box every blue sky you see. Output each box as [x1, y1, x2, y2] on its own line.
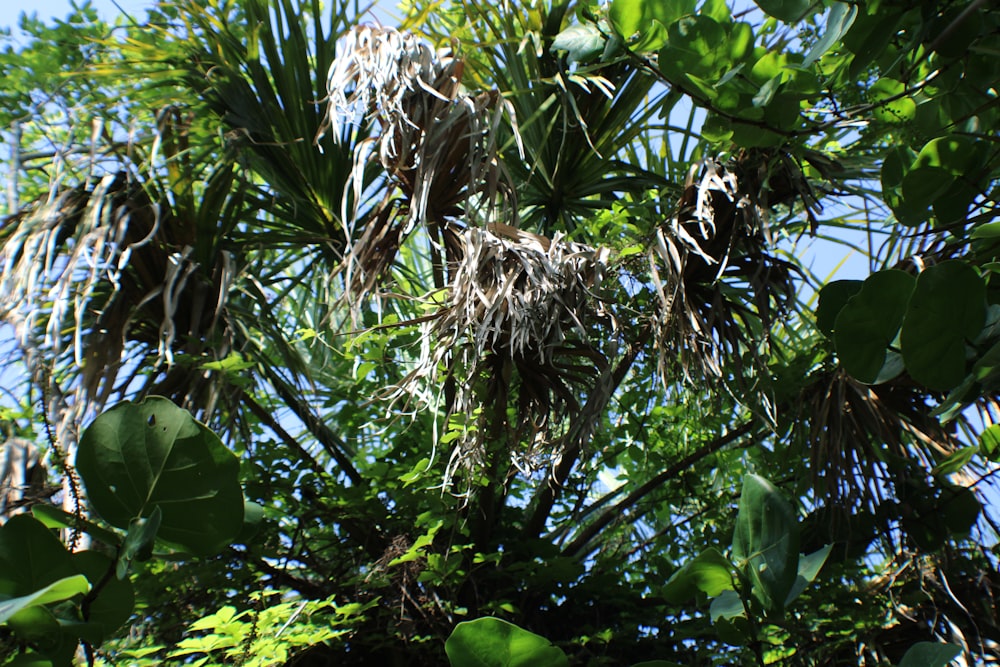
[0, 0, 401, 34]
[0, 0, 150, 32]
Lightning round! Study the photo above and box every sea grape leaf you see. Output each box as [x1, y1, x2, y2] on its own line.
[901, 261, 986, 391]
[445, 617, 569, 667]
[732, 475, 799, 615]
[833, 270, 915, 382]
[663, 547, 736, 604]
[76, 397, 244, 556]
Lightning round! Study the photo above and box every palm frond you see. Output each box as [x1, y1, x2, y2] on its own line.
[377, 223, 613, 485]
[0, 128, 245, 448]
[647, 157, 798, 408]
[323, 25, 521, 302]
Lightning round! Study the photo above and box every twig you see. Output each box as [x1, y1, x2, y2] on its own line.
[561, 420, 757, 557]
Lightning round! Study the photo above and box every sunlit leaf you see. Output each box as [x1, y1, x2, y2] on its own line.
[663, 548, 736, 604]
[0, 576, 90, 624]
[551, 24, 605, 63]
[979, 424, 1000, 462]
[803, 3, 857, 66]
[445, 617, 569, 667]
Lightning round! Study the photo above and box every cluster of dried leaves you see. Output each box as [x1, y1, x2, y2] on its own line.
[0, 114, 238, 453]
[322, 25, 521, 301]
[323, 26, 617, 481]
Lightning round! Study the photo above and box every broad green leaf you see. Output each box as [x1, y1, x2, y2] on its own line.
[795, 544, 832, 584]
[784, 544, 832, 605]
[843, 7, 905, 75]
[200, 352, 256, 373]
[400, 457, 432, 487]
[898, 641, 961, 667]
[763, 92, 802, 130]
[76, 397, 244, 556]
[900, 166, 953, 217]
[662, 547, 736, 604]
[659, 16, 729, 83]
[117, 506, 163, 579]
[972, 221, 1000, 239]
[913, 135, 977, 174]
[872, 350, 906, 384]
[901, 261, 986, 391]
[551, 24, 605, 63]
[834, 270, 916, 383]
[235, 501, 265, 544]
[816, 280, 862, 337]
[445, 617, 569, 667]
[730, 118, 785, 147]
[4, 605, 59, 642]
[752, 76, 781, 108]
[699, 0, 730, 22]
[939, 484, 980, 534]
[978, 424, 1000, 462]
[753, 0, 810, 22]
[0, 515, 78, 598]
[701, 113, 734, 143]
[0, 576, 90, 624]
[931, 447, 977, 476]
[930, 5, 984, 58]
[31, 505, 122, 548]
[932, 178, 980, 226]
[732, 474, 799, 615]
[727, 23, 755, 64]
[71, 551, 134, 644]
[709, 589, 745, 621]
[870, 78, 916, 123]
[882, 145, 925, 225]
[748, 51, 786, 86]
[713, 615, 754, 646]
[900, 137, 987, 224]
[609, 0, 695, 52]
[802, 3, 857, 66]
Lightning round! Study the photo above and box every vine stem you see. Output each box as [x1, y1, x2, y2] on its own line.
[37, 371, 84, 551]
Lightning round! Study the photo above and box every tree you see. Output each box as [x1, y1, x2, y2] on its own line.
[0, 0, 998, 664]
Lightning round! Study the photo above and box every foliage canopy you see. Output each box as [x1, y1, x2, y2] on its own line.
[0, 0, 998, 664]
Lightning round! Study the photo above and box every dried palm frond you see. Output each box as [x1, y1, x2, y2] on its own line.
[382, 222, 613, 484]
[647, 158, 797, 406]
[0, 153, 240, 451]
[796, 368, 971, 515]
[321, 25, 521, 302]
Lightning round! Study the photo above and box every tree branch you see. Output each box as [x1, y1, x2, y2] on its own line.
[560, 419, 757, 558]
[522, 323, 653, 540]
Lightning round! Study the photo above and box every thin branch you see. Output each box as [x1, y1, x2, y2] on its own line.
[901, 0, 988, 80]
[560, 419, 757, 558]
[521, 322, 653, 540]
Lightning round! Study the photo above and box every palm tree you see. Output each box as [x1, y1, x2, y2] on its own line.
[1, 0, 998, 663]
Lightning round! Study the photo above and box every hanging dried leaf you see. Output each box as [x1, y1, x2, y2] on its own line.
[321, 25, 521, 302]
[648, 158, 797, 415]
